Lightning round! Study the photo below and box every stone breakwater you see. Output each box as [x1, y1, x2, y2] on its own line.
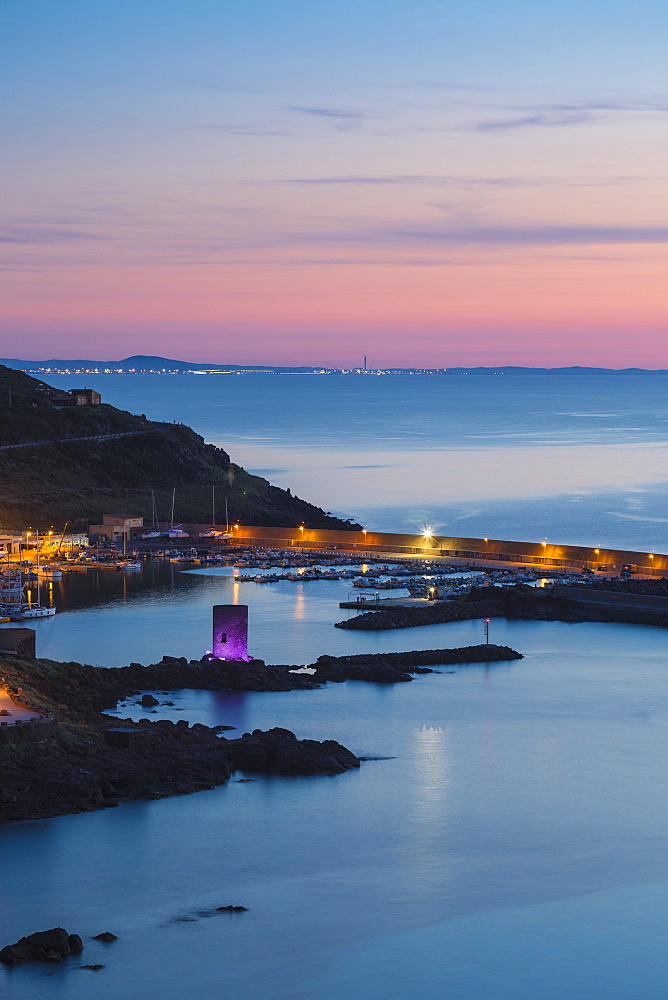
[335, 585, 668, 631]
[304, 645, 522, 684]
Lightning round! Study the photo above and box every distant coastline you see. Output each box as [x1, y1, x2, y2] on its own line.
[3, 355, 668, 377]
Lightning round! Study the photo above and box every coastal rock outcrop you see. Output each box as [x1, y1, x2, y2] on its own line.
[230, 728, 360, 775]
[309, 645, 522, 682]
[0, 928, 83, 964]
[0, 640, 522, 824]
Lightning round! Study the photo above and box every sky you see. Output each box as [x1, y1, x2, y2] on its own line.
[2, 0, 667, 368]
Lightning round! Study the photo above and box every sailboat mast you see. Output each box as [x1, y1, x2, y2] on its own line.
[36, 529, 40, 607]
[225, 499, 229, 532]
[170, 488, 175, 528]
[212, 484, 215, 527]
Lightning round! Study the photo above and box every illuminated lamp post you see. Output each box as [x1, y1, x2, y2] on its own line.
[362, 528, 367, 558]
[299, 523, 304, 555]
[649, 552, 655, 575]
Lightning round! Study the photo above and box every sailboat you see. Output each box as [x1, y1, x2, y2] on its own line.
[143, 489, 189, 539]
[198, 487, 232, 539]
[165, 488, 189, 538]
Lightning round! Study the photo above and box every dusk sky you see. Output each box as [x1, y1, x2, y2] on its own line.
[3, 0, 667, 367]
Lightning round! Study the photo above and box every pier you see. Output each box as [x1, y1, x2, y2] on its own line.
[219, 525, 668, 577]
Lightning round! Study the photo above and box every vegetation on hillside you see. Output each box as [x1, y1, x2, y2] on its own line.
[0, 365, 359, 531]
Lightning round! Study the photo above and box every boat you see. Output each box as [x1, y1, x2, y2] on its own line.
[10, 604, 57, 620]
[37, 566, 63, 579]
[164, 527, 190, 539]
[119, 561, 141, 571]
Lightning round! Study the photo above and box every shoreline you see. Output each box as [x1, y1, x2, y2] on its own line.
[0, 643, 521, 825]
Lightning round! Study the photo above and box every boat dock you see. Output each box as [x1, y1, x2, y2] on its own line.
[339, 597, 432, 610]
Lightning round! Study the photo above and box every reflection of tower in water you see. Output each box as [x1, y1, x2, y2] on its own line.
[211, 690, 248, 733]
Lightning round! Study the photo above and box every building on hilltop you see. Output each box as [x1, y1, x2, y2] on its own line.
[50, 388, 102, 407]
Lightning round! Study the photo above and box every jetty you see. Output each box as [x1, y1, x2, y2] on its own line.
[222, 525, 668, 577]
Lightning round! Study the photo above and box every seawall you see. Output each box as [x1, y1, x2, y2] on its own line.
[226, 525, 667, 576]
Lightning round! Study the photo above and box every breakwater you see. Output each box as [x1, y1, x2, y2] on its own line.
[336, 587, 668, 631]
[227, 524, 668, 575]
[307, 645, 522, 683]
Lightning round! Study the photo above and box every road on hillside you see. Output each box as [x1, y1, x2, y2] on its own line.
[0, 429, 157, 451]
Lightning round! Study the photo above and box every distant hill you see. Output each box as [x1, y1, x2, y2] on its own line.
[0, 365, 359, 531]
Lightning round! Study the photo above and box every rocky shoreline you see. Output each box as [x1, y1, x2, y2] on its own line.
[0, 642, 521, 824]
[335, 585, 668, 631]
[0, 720, 359, 824]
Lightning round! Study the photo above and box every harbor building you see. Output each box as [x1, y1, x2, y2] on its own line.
[88, 514, 144, 543]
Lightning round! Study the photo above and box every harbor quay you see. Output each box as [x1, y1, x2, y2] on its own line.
[224, 525, 668, 577]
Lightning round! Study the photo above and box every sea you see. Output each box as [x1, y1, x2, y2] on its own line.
[4, 372, 668, 999]
[41, 370, 668, 550]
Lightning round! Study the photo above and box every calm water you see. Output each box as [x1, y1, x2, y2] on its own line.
[3, 591, 668, 999]
[46, 371, 668, 550]
[5, 374, 668, 997]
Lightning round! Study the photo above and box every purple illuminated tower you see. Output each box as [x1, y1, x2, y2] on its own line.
[212, 605, 249, 660]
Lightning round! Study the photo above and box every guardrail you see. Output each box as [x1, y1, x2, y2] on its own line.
[0, 429, 155, 451]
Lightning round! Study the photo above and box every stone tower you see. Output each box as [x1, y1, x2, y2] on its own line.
[212, 605, 249, 660]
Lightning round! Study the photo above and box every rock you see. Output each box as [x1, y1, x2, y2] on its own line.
[80, 964, 105, 970]
[68, 934, 84, 953]
[0, 927, 83, 964]
[140, 694, 159, 707]
[92, 932, 117, 942]
[216, 905, 249, 912]
[230, 728, 360, 776]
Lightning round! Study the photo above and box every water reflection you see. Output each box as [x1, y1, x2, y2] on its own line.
[411, 724, 451, 825]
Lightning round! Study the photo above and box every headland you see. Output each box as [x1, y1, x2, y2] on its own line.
[0, 364, 359, 531]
